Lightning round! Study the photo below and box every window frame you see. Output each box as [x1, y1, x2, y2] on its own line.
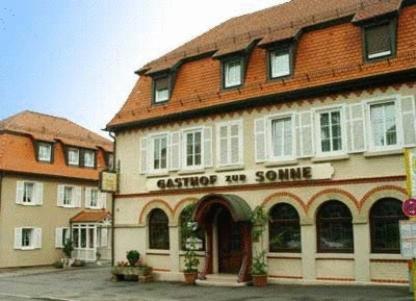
[22, 181, 35, 204]
[21, 227, 35, 250]
[67, 147, 80, 166]
[267, 44, 294, 80]
[152, 75, 171, 105]
[82, 149, 96, 168]
[36, 141, 53, 163]
[148, 209, 170, 250]
[267, 113, 296, 162]
[149, 132, 169, 173]
[362, 18, 397, 63]
[216, 119, 244, 167]
[182, 127, 204, 170]
[63, 185, 74, 207]
[365, 96, 401, 152]
[314, 105, 347, 157]
[87, 188, 100, 209]
[221, 56, 245, 90]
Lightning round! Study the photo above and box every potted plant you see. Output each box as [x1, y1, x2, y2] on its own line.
[62, 239, 74, 268]
[181, 209, 200, 284]
[251, 250, 267, 287]
[126, 250, 140, 267]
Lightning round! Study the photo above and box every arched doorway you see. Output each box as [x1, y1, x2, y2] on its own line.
[193, 194, 252, 282]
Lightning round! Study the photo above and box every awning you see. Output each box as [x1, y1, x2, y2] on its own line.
[193, 193, 252, 223]
[70, 210, 112, 223]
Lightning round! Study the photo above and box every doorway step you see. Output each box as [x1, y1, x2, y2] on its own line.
[196, 274, 249, 287]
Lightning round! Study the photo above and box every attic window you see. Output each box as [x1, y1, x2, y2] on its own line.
[153, 76, 170, 104]
[363, 20, 396, 61]
[37, 142, 53, 163]
[269, 46, 292, 79]
[222, 57, 243, 89]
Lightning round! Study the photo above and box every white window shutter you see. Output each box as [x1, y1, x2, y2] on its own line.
[298, 111, 314, 158]
[85, 187, 91, 208]
[401, 95, 416, 146]
[57, 185, 64, 207]
[100, 192, 107, 209]
[169, 131, 181, 171]
[218, 125, 229, 165]
[139, 136, 148, 174]
[203, 127, 213, 168]
[16, 181, 24, 204]
[230, 123, 241, 164]
[35, 183, 43, 205]
[55, 228, 63, 248]
[348, 103, 366, 153]
[14, 228, 22, 249]
[34, 228, 42, 249]
[295, 114, 302, 157]
[101, 228, 108, 247]
[255, 118, 267, 162]
[75, 187, 82, 208]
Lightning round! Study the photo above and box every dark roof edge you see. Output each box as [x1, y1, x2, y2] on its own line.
[107, 67, 416, 132]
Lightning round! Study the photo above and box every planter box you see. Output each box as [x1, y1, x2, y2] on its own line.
[111, 266, 153, 283]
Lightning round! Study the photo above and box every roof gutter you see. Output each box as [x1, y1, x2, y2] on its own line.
[107, 67, 416, 132]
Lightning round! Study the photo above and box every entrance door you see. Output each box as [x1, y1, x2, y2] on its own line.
[217, 209, 243, 274]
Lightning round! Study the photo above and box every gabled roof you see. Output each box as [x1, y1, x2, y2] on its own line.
[1, 111, 112, 152]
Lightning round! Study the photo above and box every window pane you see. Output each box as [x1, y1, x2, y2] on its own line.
[370, 102, 397, 148]
[38, 143, 51, 161]
[80, 228, 87, 248]
[23, 183, 34, 203]
[271, 51, 290, 78]
[366, 24, 392, 59]
[22, 229, 32, 247]
[155, 77, 169, 103]
[269, 204, 301, 252]
[225, 60, 241, 87]
[149, 209, 170, 250]
[64, 187, 72, 205]
[320, 111, 342, 153]
[271, 117, 292, 158]
[84, 151, 95, 167]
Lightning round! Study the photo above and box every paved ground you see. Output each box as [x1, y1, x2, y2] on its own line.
[0, 267, 412, 301]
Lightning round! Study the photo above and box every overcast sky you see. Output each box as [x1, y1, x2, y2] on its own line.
[0, 0, 287, 137]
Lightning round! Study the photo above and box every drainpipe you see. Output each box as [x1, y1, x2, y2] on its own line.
[109, 131, 117, 267]
[0, 171, 4, 211]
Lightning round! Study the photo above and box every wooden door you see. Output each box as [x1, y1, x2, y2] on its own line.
[217, 209, 243, 274]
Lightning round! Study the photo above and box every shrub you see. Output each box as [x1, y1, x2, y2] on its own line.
[126, 250, 140, 267]
[53, 260, 63, 269]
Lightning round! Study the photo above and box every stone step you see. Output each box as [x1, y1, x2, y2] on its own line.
[196, 274, 249, 287]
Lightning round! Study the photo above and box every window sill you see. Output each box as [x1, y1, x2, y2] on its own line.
[177, 169, 205, 175]
[145, 249, 170, 255]
[18, 203, 41, 207]
[19, 247, 36, 251]
[364, 149, 403, 158]
[369, 253, 404, 260]
[179, 250, 206, 256]
[312, 154, 349, 163]
[146, 172, 170, 179]
[264, 159, 298, 167]
[215, 165, 245, 172]
[315, 253, 354, 259]
[267, 252, 301, 259]
[60, 205, 78, 209]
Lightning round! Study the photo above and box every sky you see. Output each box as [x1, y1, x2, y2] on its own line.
[0, 0, 287, 137]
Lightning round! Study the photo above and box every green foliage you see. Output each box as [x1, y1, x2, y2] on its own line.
[251, 250, 267, 275]
[63, 239, 74, 258]
[180, 204, 196, 249]
[126, 250, 140, 267]
[53, 260, 64, 269]
[250, 206, 268, 242]
[181, 205, 200, 273]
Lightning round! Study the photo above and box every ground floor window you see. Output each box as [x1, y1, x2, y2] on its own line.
[370, 198, 406, 253]
[179, 205, 205, 251]
[269, 203, 301, 252]
[148, 209, 170, 250]
[317, 200, 354, 253]
[14, 227, 41, 250]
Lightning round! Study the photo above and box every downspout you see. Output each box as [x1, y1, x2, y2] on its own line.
[109, 131, 117, 266]
[0, 171, 4, 212]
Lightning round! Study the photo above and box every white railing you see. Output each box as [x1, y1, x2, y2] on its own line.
[72, 249, 96, 262]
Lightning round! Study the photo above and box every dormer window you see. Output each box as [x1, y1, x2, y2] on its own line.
[67, 148, 80, 166]
[37, 142, 52, 163]
[223, 58, 243, 89]
[269, 46, 292, 79]
[153, 76, 170, 104]
[363, 20, 396, 61]
[83, 150, 95, 168]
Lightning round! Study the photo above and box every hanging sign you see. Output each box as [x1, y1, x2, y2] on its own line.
[100, 171, 118, 193]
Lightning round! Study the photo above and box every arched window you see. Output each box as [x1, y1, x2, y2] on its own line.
[269, 203, 301, 252]
[148, 209, 169, 250]
[179, 205, 205, 251]
[317, 200, 354, 253]
[370, 198, 406, 253]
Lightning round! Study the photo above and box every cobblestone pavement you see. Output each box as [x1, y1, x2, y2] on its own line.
[0, 267, 412, 301]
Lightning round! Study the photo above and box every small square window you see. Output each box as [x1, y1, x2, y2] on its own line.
[68, 148, 80, 166]
[270, 49, 291, 79]
[37, 142, 52, 162]
[83, 150, 95, 168]
[223, 59, 242, 88]
[154, 77, 170, 103]
[364, 22, 394, 60]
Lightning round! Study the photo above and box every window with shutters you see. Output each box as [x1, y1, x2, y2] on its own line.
[15, 227, 41, 250]
[269, 47, 292, 79]
[317, 200, 354, 253]
[56, 227, 70, 248]
[183, 129, 203, 169]
[21, 228, 33, 248]
[368, 100, 399, 150]
[153, 76, 170, 104]
[269, 203, 301, 253]
[23, 182, 34, 204]
[17, 181, 42, 206]
[370, 198, 407, 254]
[316, 108, 345, 156]
[151, 134, 168, 172]
[83, 150, 95, 168]
[148, 209, 170, 250]
[363, 20, 396, 61]
[223, 57, 243, 89]
[217, 120, 243, 166]
[67, 148, 80, 166]
[269, 115, 294, 161]
[37, 142, 53, 162]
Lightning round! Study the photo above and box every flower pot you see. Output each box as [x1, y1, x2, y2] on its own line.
[184, 271, 198, 285]
[252, 274, 267, 287]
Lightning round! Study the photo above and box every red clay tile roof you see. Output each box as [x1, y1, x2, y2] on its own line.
[107, 0, 412, 130]
[70, 210, 112, 223]
[0, 111, 113, 180]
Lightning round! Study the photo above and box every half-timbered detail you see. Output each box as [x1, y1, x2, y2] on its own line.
[108, 0, 415, 286]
